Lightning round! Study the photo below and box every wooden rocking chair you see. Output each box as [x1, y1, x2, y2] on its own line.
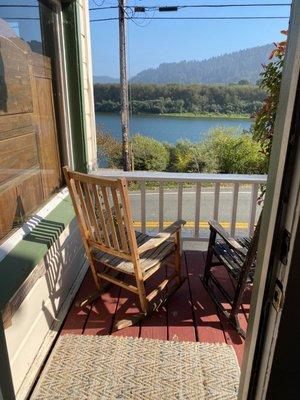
[63, 167, 186, 329]
[202, 215, 261, 338]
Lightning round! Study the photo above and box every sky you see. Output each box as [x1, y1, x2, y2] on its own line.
[89, 0, 291, 78]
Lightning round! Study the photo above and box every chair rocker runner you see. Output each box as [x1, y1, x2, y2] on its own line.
[202, 215, 261, 338]
[63, 167, 186, 330]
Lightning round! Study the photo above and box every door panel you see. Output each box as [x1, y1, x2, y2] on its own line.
[0, 17, 62, 241]
[32, 53, 61, 199]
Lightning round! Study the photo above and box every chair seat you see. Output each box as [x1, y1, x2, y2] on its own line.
[93, 231, 175, 276]
[213, 237, 255, 282]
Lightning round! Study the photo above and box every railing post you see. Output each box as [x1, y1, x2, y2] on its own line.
[249, 183, 259, 236]
[177, 182, 183, 220]
[194, 182, 201, 238]
[213, 182, 220, 220]
[230, 182, 239, 236]
[159, 182, 164, 231]
[140, 181, 146, 233]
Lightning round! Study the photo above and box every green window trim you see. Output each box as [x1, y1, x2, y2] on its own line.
[62, 0, 89, 173]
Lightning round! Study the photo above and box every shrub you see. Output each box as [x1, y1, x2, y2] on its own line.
[131, 134, 170, 171]
[96, 128, 266, 174]
[168, 140, 215, 173]
[96, 130, 122, 168]
[203, 128, 267, 174]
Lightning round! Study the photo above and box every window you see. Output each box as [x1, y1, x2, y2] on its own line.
[0, 1, 62, 241]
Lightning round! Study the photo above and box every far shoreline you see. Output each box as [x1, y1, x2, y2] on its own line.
[94, 110, 253, 120]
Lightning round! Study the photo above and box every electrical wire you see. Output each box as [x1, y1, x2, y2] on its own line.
[89, 3, 291, 11]
[0, 4, 38, 7]
[90, 16, 289, 22]
[92, 0, 106, 6]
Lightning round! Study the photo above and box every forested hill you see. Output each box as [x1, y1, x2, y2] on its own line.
[130, 44, 273, 84]
[94, 84, 266, 116]
[93, 75, 119, 84]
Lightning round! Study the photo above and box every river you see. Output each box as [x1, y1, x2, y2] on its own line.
[95, 112, 252, 144]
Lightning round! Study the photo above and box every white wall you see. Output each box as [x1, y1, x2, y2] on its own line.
[4, 217, 87, 400]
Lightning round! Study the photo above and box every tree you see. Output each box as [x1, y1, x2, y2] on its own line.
[238, 79, 250, 85]
[252, 31, 288, 165]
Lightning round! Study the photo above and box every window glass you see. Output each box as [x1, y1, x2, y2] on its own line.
[0, 1, 62, 241]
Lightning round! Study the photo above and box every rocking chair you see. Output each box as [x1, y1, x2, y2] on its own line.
[202, 215, 261, 338]
[63, 167, 186, 329]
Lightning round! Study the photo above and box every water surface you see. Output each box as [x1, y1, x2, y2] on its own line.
[95, 112, 252, 144]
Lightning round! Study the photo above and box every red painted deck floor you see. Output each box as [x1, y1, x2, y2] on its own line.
[61, 251, 249, 365]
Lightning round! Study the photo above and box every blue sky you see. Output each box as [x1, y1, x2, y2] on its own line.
[89, 0, 291, 78]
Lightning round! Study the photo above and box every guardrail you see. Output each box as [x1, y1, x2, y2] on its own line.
[95, 170, 267, 242]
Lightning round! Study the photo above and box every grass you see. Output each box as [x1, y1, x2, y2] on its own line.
[96, 111, 252, 120]
[128, 181, 252, 191]
[161, 112, 252, 120]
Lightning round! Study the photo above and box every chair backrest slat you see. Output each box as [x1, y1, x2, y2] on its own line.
[75, 180, 93, 238]
[64, 167, 136, 259]
[101, 186, 120, 250]
[83, 182, 102, 242]
[91, 184, 110, 246]
[111, 187, 129, 253]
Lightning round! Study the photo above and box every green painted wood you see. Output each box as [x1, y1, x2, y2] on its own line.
[0, 196, 75, 309]
[62, 1, 88, 173]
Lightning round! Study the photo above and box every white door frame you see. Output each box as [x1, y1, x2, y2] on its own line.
[238, 1, 300, 398]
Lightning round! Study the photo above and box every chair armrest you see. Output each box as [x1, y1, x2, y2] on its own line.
[138, 220, 186, 254]
[208, 220, 246, 255]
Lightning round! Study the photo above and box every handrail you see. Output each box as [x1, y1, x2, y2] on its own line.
[95, 169, 267, 242]
[95, 169, 268, 184]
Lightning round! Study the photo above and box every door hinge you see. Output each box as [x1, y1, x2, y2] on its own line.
[272, 279, 284, 312]
[279, 228, 291, 265]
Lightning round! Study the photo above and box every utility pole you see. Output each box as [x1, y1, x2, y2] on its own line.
[118, 0, 131, 171]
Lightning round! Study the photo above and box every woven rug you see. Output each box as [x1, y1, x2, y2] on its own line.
[31, 335, 240, 400]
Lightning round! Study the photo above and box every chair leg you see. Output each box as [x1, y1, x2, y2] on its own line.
[136, 278, 149, 314]
[203, 229, 216, 285]
[174, 231, 182, 283]
[114, 278, 149, 331]
[75, 262, 101, 307]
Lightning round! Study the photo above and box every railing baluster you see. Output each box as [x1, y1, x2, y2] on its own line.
[177, 183, 183, 220]
[141, 181, 146, 233]
[213, 182, 220, 220]
[230, 182, 239, 236]
[159, 182, 164, 231]
[249, 183, 259, 236]
[194, 182, 201, 238]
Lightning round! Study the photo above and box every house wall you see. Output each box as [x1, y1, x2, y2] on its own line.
[3, 201, 87, 399]
[0, 1, 96, 399]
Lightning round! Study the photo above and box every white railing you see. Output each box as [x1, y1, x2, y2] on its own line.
[95, 170, 267, 242]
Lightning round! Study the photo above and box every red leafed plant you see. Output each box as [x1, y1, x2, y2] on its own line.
[252, 30, 288, 170]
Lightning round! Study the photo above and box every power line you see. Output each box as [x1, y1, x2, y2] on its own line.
[89, 3, 291, 11]
[2, 17, 39, 20]
[90, 16, 289, 22]
[0, 4, 38, 7]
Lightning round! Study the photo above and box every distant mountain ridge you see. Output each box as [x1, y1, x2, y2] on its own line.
[130, 44, 273, 84]
[93, 75, 119, 84]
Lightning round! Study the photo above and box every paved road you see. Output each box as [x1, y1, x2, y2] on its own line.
[129, 187, 262, 238]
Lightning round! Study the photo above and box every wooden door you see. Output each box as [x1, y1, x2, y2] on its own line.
[31, 52, 62, 199]
[0, 21, 61, 240]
